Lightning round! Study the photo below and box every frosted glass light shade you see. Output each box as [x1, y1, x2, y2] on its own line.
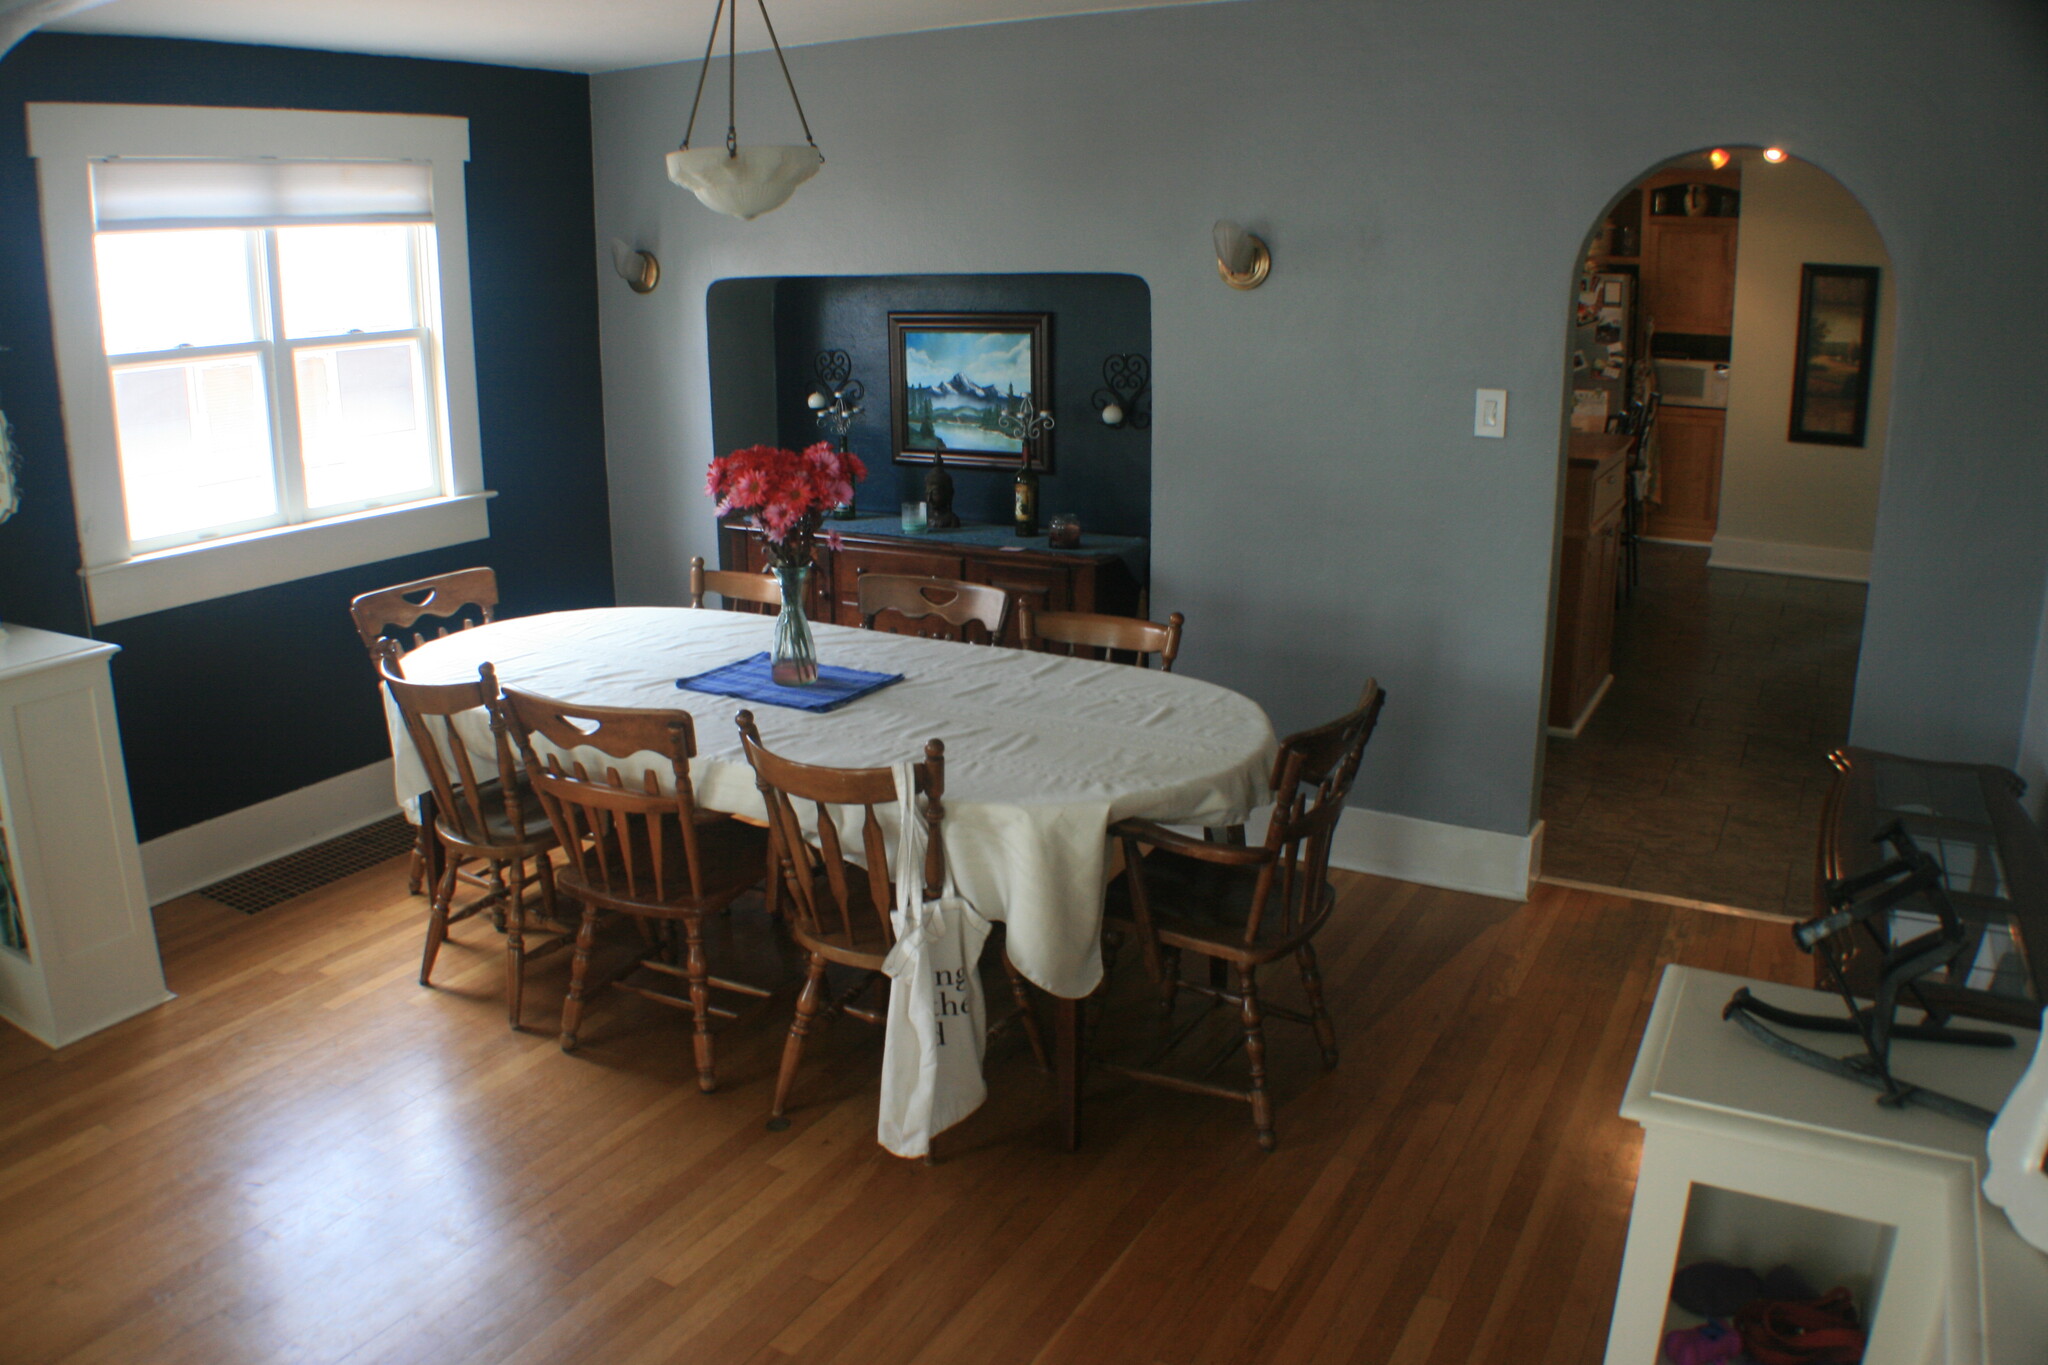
[665, 145, 823, 221]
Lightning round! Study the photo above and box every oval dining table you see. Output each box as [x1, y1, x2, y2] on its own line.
[383, 605, 1279, 1148]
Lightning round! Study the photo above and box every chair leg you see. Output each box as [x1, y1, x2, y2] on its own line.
[768, 953, 828, 1131]
[419, 839, 458, 987]
[1238, 964, 1276, 1153]
[1000, 950, 1050, 1072]
[1297, 941, 1339, 1069]
[684, 914, 716, 1094]
[1158, 947, 1182, 1016]
[504, 857, 527, 1030]
[559, 902, 603, 1052]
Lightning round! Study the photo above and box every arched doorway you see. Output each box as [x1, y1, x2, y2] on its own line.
[1538, 147, 1895, 916]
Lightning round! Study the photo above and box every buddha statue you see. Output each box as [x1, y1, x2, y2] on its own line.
[924, 450, 961, 530]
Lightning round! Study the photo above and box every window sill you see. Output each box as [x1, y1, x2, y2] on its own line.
[83, 492, 494, 625]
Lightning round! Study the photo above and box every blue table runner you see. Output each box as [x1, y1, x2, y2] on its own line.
[677, 651, 904, 713]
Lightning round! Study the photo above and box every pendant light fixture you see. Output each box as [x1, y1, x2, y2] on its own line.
[666, 0, 823, 220]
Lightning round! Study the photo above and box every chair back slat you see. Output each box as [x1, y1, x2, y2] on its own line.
[688, 555, 783, 613]
[736, 711, 945, 951]
[1240, 681, 1386, 945]
[378, 641, 524, 848]
[351, 567, 499, 659]
[501, 689, 710, 911]
[857, 573, 1010, 644]
[1018, 606, 1183, 671]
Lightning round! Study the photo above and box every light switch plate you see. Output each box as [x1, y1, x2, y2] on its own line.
[1475, 388, 1507, 438]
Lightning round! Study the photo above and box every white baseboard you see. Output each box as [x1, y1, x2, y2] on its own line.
[1546, 674, 1613, 740]
[1707, 536, 1871, 583]
[139, 759, 399, 905]
[1242, 806, 1540, 902]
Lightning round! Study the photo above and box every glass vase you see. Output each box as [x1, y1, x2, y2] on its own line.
[769, 562, 820, 687]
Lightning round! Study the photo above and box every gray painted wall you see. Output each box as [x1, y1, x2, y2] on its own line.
[591, 0, 2048, 840]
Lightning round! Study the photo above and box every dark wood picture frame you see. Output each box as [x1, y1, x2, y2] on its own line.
[1789, 264, 1880, 447]
[888, 311, 1052, 471]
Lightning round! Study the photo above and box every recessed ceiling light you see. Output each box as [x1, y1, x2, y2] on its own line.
[1763, 147, 1788, 163]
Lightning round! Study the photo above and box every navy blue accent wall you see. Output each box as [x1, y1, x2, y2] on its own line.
[767, 274, 1151, 537]
[0, 34, 612, 842]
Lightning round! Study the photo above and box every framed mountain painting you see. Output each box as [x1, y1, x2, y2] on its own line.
[888, 312, 1052, 470]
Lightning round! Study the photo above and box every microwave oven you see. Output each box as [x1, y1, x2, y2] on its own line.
[1655, 358, 1730, 409]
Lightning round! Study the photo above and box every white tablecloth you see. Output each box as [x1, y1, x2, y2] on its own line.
[383, 606, 1277, 998]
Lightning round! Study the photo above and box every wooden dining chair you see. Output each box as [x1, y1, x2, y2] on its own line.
[1018, 605, 1184, 672]
[502, 688, 772, 1090]
[857, 573, 1011, 644]
[377, 640, 564, 1029]
[350, 567, 500, 657]
[352, 567, 503, 895]
[1103, 680, 1386, 1151]
[735, 710, 1046, 1132]
[688, 555, 782, 614]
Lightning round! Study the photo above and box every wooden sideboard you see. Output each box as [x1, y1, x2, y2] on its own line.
[718, 517, 1145, 647]
[1549, 432, 1628, 735]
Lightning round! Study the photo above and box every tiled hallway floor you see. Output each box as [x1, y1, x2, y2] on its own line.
[1539, 542, 1866, 916]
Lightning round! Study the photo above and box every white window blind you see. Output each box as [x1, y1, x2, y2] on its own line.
[90, 158, 434, 230]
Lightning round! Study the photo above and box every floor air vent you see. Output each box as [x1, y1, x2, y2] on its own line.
[201, 814, 417, 914]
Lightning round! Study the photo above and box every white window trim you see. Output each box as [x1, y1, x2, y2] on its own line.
[27, 103, 491, 626]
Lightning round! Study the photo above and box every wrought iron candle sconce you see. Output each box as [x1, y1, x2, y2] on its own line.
[809, 350, 865, 518]
[1092, 353, 1150, 429]
[997, 391, 1055, 445]
[808, 349, 865, 449]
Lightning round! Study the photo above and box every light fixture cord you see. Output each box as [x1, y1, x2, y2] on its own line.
[679, 0, 727, 150]
[754, 0, 820, 155]
[725, 0, 738, 156]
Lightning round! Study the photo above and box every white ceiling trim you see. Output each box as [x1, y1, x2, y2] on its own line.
[44, 0, 1244, 75]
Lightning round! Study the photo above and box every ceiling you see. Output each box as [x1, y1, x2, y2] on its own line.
[46, 0, 1234, 74]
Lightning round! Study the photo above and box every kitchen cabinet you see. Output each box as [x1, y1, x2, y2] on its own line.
[1642, 219, 1738, 334]
[1549, 433, 1628, 735]
[720, 517, 1144, 648]
[1639, 166, 1741, 336]
[1645, 404, 1724, 543]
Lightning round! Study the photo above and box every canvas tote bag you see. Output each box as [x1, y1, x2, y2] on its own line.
[877, 762, 992, 1159]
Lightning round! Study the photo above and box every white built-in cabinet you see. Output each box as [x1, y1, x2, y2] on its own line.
[0, 624, 169, 1047]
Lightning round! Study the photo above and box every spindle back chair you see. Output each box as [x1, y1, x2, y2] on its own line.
[376, 639, 561, 1027]
[351, 567, 500, 894]
[500, 689, 770, 1089]
[736, 711, 1045, 1130]
[688, 555, 783, 613]
[856, 573, 1010, 644]
[351, 567, 500, 657]
[1018, 606, 1183, 671]
[1106, 680, 1387, 1149]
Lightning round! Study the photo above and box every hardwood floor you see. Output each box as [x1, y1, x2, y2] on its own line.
[1542, 542, 1866, 916]
[0, 857, 1807, 1365]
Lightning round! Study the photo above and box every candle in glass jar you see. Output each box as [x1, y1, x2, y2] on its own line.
[1049, 514, 1081, 548]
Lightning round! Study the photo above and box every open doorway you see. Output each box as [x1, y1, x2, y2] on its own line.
[1538, 148, 1896, 916]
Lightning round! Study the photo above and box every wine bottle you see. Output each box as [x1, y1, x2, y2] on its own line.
[1013, 463, 1039, 537]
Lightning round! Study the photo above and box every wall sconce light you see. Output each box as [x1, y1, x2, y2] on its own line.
[1213, 219, 1270, 290]
[609, 238, 660, 293]
[1762, 146, 1788, 163]
[1092, 354, 1150, 429]
[1707, 148, 1731, 170]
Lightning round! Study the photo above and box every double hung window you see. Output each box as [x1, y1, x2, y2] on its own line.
[29, 105, 489, 624]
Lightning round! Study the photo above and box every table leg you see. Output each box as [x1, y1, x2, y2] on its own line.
[1055, 995, 1081, 1151]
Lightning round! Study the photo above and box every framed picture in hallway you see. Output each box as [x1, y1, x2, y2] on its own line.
[889, 312, 1053, 470]
[1789, 264, 1880, 447]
